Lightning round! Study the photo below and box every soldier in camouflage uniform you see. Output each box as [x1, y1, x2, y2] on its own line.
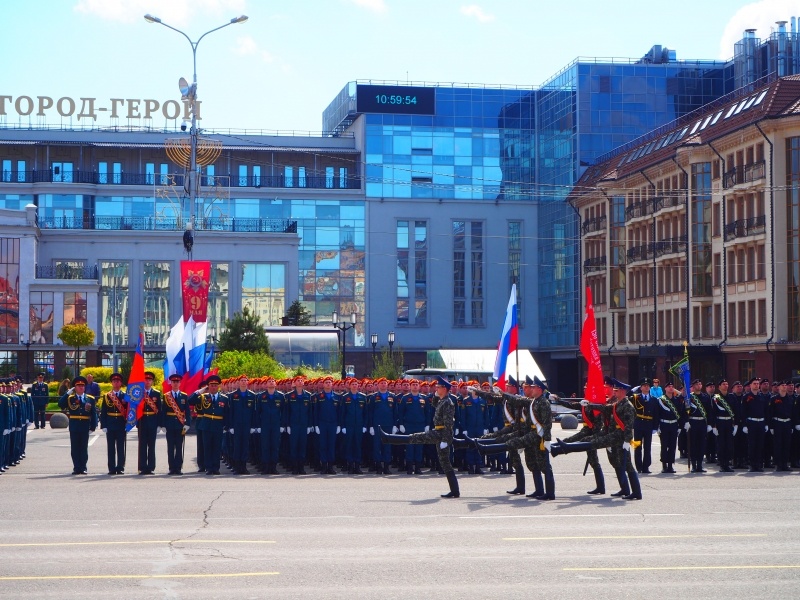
[379, 376, 460, 498]
[551, 378, 642, 500]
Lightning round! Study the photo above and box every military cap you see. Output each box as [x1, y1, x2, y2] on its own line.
[531, 375, 547, 390]
[321, 375, 334, 383]
[434, 376, 451, 390]
[745, 377, 759, 386]
[664, 381, 675, 388]
[705, 381, 715, 388]
[524, 375, 535, 386]
[732, 380, 742, 387]
[37, 372, 46, 377]
[72, 376, 88, 386]
[609, 377, 630, 392]
[604, 376, 614, 386]
[206, 374, 222, 384]
[639, 377, 652, 386]
[144, 371, 156, 380]
[781, 379, 792, 386]
[717, 378, 728, 386]
[507, 375, 518, 388]
[691, 378, 703, 385]
[168, 373, 182, 382]
[110, 372, 124, 381]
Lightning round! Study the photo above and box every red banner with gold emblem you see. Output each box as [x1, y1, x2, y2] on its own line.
[181, 261, 211, 323]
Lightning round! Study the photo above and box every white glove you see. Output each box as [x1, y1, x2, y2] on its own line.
[492, 385, 502, 394]
[544, 441, 551, 451]
[622, 442, 631, 451]
[493, 426, 498, 432]
[336, 426, 341, 434]
[68, 387, 75, 393]
[706, 425, 712, 433]
[362, 427, 366, 433]
[160, 427, 166, 433]
[2, 429, 8, 435]
[182, 425, 190, 433]
[795, 425, 800, 431]
[769, 428, 774, 435]
[425, 426, 430, 432]
[26, 420, 30, 425]
[369, 427, 375, 435]
[250, 428, 255, 434]
[684, 422, 690, 431]
[463, 430, 468, 436]
[315, 426, 320, 434]
[580, 399, 589, 406]
[733, 425, 738, 435]
[483, 429, 489, 435]
[102, 428, 108, 433]
[280, 427, 285, 433]
[439, 441, 448, 449]
[657, 429, 661, 435]
[399, 425, 405, 433]
[651, 430, 658, 436]
[742, 426, 748, 434]
[256, 428, 261, 433]
[229, 428, 234, 434]
[342, 427, 347, 434]
[392, 426, 398, 434]
[306, 427, 312, 434]
[712, 427, 718, 436]
[455, 429, 460, 435]
[765, 425, 769, 433]
[467, 385, 479, 393]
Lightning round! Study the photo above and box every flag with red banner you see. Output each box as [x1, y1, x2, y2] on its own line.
[580, 287, 605, 404]
[125, 331, 146, 431]
[181, 261, 211, 323]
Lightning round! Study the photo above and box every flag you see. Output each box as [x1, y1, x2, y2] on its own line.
[125, 331, 146, 432]
[163, 318, 185, 379]
[580, 287, 605, 404]
[670, 344, 691, 393]
[204, 342, 215, 373]
[492, 284, 518, 390]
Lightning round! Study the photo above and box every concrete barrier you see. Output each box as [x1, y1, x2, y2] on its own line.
[560, 414, 579, 430]
[49, 413, 69, 429]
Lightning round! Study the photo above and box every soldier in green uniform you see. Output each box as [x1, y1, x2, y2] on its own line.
[31, 372, 49, 429]
[379, 376, 460, 498]
[58, 376, 98, 474]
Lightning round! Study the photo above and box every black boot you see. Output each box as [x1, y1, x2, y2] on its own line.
[623, 470, 642, 500]
[542, 469, 555, 500]
[526, 471, 544, 498]
[240, 461, 250, 475]
[441, 471, 460, 498]
[476, 442, 509, 456]
[612, 467, 630, 497]
[550, 438, 594, 457]
[587, 465, 605, 495]
[383, 462, 392, 475]
[354, 462, 363, 475]
[507, 467, 526, 495]
[414, 464, 422, 475]
[407, 461, 414, 475]
[378, 427, 410, 444]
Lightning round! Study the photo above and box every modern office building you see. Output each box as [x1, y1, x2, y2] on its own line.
[1, 22, 798, 389]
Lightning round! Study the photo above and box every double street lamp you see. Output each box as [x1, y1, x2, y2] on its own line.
[332, 311, 357, 379]
[144, 13, 248, 235]
[370, 333, 378, 369]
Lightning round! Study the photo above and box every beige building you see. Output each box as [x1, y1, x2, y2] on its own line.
[571, 75, 800, 384]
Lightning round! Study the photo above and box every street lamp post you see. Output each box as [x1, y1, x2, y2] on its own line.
[19, 334, 31, 383]
[388, 331, 395, 357]
[370, 333, 378, 370]
[332, 311, 357, 380]
[144, 13, 248, 234]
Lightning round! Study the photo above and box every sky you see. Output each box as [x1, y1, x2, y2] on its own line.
[1, 0, 799, 133]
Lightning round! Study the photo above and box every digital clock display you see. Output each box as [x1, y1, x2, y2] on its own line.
[356, 85, 436, 115]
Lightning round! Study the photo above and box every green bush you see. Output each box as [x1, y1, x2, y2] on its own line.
[80, 367, 113, 383]
[213, 350, 288, 380]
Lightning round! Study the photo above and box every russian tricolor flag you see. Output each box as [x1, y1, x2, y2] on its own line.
[492, 284, 518, 389]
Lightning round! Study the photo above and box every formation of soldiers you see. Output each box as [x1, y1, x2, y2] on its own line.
[0, 376, 35, 474]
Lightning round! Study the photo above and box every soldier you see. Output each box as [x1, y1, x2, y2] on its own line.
[793, 383, 800, 469]
[137, 371, 161, 475]
[314, 375, 341, 475]
[100, 372, 129, 475]
[256, 376, 284, 475]
[552, 378, 642, 500]
[703, 381, 718, 464]
[368, 377, 397, 475]
[730, 381, 747, 469]
[654, 381, 683, 473]
[193, 374, 228, 475]
[461, 383, 488, 474]
[770, 379, 794, 472]
[710, 379, 736, 473]
[228, 375, 257, 474]
[760, 378, 775, 468]
[0, 379, 10, 472]
[685, 378, 713, 473]
[742, 377, 769, 472]
[631, 378, 657, 473]
[379, 376, 460, 498]
[340, 378, 367, 474]
[188, 378, 207, 473]
[397, 379, 429, 475]
[30, 372, 49, 429]
[58, 376, 97, 474]
[13, 377, 31, 461]
[285, 376, 312, 475]
[162, 373, 190, 475]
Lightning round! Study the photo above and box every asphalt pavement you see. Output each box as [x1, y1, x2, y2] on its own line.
[1, 425, 799, 599]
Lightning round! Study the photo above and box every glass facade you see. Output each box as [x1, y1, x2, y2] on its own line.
[452, 220, 484, 326]
[508, 220, 522, 324]
[241, 263, 286, 327]
[691, 162, 712, 296]
[29, 291, 53, 344]
[100, 261, 129, 345]
[787, 137, 800, 341]
[143, 262, 171, 344]
[0, 237, 20, 344]
[0, 194, 33, 210]
[396, 220, 428, 326]
[207, 262, 229, 341]
[63, 292, 87, 326]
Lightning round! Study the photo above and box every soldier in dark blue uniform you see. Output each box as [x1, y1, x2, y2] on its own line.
[256, 376, 283, 475]
[632, 378, 657, 473]
[792, 383, 800, 469]
[285, 376, 312, 475]
[100, 372, 129, 475]
[397, 379, 428, 475]
[710, 379, 736, 473]
[31, 372, 49, 429]
[742, 377, 770, 472]
[368, 378, 397, 475]
[313, 376, 341, 475]
[0, 380, 10, 472]
[162, 373, 190, 475]
[770, 380, 794, 472]
[461, 384, 488, 474]
[193, 375, 228, 475]
[58, 376, 97, 474]
[655, 381, 683, 473]
[137, 371, 161, 475]
[341, 378, 367, 474]
[227, 375, 257, 475]
[14, 377, 31, 461]
[729, 381, 747, 469]
[684, 378, 713, 473]
[188, 378, 207, 473]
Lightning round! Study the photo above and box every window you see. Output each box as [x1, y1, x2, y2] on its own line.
[52, 162, 73, 183]
[298, 167, 305, 188]
[0, 238, 21, 344]
[145, 163, 154, 185]
[691, 163, 712, 295]
[28, 291, 53, 345]
[739, 359, 755, 383]
[729, 303, 736, 336]
[100, 262, 129, 345]
[508, 221, 522, 323]
[713, 253, 721, 287]
[63, 292, 87, 326]
[239, 165, 248, 187]
[207, 262, 229, 341]
[339, 167, 348, 189]
[241, 263, 286, 327]
[143, 262, 171, 344]
[159, 163, 169, 185]
[452, 220, 484, 326]
[112, 162, 122, 184]
[284, 166, 293, 188]
[99, 162, 109, 184]
[2, 160, 11, 182]
[253, 166, 261, 187]
[326, 167, 334, 189]
[757, 299, 766, 335]
[205, 165, 215, 186]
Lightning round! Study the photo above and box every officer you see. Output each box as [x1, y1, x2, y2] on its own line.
[397, 379, 428, 475]
[711, 379, 736, 473]
[314, 375, 341, 475]
[162, 373, 190, 475]
[31, 372, 49, 429]
[770, 379, 794, 472]
[0, 379, 10, 472]
[685, 378, 712, 473]
[100, 372, 129, 475]
[256, 376, 284, 475]
[703, 381, 718, 464]
[193, 374, 228, 475]
[137, 371, 161, 475]
[730, 381, 747, 469]
[368, 378, 397, 475]
[228, 375, 257, 475]
[14, 377, 31, 460]
[285, 376, 312, 475]
[379, 376, 460, 498]
[188, 378, 208, 473]
[632, 378, 657, 473]
[341, 378, 367, 474]
[58, 376, 97, 474]
[654, 381, 683, 473]
[742, 377, 769, 472]
[759, 379, 775, 468]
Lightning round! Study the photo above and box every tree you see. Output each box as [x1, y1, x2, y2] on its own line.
[57, 323, 95, 374]
[212, 350, 287, 380]
[371, 346, 404, 379]
[218, 307, 271, 354]
[283, 300, 312, 326]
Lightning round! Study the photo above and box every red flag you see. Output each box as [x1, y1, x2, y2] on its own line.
[180, 261, 211, 323]
[126, 331, 146, 426]
[580, 287, 605, 404]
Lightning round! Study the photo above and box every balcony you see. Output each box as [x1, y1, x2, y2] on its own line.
[583, 255, 607, 273]
[0, 170, 362, 190]
[723, 161, 766, 189]
[37, 215, 297, 233]
[627, 236, 687, 263]
[582, 215, 607, 235]
[35, 265, 99, 279]
[723, 215, 766, 241]
[625, 200, 652, 222]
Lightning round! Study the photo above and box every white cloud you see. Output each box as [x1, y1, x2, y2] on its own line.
[235, 35, 277, 65]
[348, 0, 388, 14]
[460, 4, 495, 23]
[73, 0, 247, 26]
[719, 0, 798, 59]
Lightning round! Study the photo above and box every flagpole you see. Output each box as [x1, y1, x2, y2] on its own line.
[513, 285, 519, 384]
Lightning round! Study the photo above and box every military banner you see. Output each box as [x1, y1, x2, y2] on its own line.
[180, 260, 211, 323]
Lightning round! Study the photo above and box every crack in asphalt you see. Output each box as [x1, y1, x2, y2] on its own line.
[167, 491, 239, 560]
